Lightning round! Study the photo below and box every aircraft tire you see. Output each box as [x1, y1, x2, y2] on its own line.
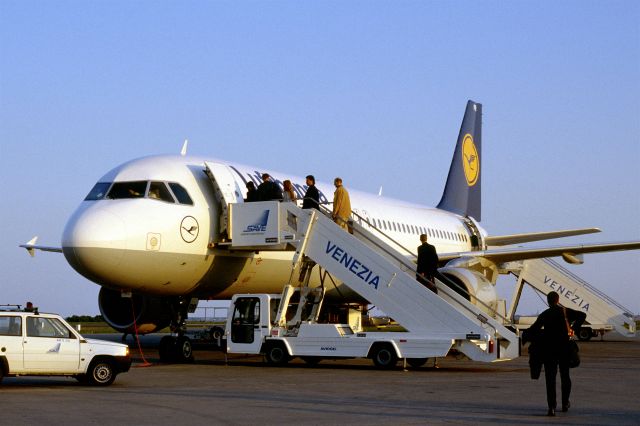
[173, 336, 194, 363]
[159, 336, 175, 362]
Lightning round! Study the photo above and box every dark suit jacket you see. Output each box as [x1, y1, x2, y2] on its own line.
[528, 305, 586, 359]
[257, 181, 283, 201]
[416, 242, 439, 278]
[302, 185, 320, 209]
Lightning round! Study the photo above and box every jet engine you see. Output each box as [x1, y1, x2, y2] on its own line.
[438, 267, 499, 316]
[98, 287, 175, 334]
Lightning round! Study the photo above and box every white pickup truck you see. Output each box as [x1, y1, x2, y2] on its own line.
[0, 306, 131, 385]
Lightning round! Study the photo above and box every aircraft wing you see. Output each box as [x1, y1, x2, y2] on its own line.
[483, 228, 601, 246]
[439, 241, 640, 265]
[20, 237, 62, 257]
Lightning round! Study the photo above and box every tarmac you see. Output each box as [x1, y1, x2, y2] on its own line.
[1, 333, 639, 425]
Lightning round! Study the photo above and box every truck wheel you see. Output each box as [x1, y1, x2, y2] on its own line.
[87, 360, 116, 386]
[264, 343, 289, 366]
[174, 336, 194, 363]
[407, 358, 428, 368]
[209, 327, 224, 340]
[371, 345, 398, 369]
[0, 365, 4, 384]
[159, 336, 175, 362]
[578, 328, 593, 341]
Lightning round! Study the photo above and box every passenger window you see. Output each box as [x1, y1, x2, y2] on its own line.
[107, 181, 148, 199]
[148, 182, 175, 203]
[169, 183, 194, 205]
[84, 182, 111, 200]
[27, 317, 74, 339]
[0, 316, 21, 336]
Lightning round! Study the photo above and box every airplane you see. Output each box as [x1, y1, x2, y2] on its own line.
[22, 100, 640, 353]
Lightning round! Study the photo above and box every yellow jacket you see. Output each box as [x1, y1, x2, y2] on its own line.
[333, 185, 351, 219]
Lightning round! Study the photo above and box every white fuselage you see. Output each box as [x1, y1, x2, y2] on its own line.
[62, 155, 484, 299]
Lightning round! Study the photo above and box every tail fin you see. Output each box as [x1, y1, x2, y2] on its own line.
[436, 100, 482, 221]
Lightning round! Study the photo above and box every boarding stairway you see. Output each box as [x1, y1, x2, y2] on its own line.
[506, 258, 636, 337]
[227, 201, 520, 362]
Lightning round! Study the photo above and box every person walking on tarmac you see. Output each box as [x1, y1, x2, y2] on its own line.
[332, 177, 351, 231]
[527, 291, 586, 416]
[416, 234, 438, 293]
[302, 175, 320, 210]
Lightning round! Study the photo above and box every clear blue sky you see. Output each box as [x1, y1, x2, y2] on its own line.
[1, 1, 638, 317]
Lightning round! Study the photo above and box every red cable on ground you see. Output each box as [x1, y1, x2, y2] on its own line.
[130, 297, 153, 367]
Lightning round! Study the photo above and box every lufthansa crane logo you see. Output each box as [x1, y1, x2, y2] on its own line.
[461, 134, 479, 186]
[180, 216, 199, 243]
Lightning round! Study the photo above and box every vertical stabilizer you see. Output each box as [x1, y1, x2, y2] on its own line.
[436, 100, 482, 221]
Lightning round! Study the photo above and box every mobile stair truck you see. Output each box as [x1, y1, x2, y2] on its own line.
[221, 201, 521, 368]
[503, 258, 636, 341]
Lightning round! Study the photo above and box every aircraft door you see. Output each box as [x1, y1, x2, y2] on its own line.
[228, 297, 263, 354]
[463, 217, 483, 250]
[204, 162, 244, 241]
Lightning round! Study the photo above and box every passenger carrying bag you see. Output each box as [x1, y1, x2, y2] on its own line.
[563, 307, 580, 368]
[568, 339, 580, 368]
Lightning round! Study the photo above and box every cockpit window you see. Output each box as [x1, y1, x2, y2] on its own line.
[168, 183, 194, 205]
[85, 182, 112, 200]
[148, 181, 175, 203]
[107, 181, 148, 199]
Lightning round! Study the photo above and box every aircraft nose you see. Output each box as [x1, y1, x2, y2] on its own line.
[62, 206, 126, 282]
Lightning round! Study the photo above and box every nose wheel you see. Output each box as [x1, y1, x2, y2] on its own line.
[158, 300, 195, 363]
[159, 335, 194, 363]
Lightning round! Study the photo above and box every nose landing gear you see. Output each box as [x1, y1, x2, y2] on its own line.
[158, 299, 195, 363]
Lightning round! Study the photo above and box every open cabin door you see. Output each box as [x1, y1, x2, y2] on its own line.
[204, 162, 244, 241]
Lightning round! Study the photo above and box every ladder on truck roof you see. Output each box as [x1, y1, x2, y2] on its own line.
[227, 201, 520, 363]
[506, 258, 636, 337]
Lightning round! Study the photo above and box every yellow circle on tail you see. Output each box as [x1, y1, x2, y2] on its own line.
[461, 134, 479, 186]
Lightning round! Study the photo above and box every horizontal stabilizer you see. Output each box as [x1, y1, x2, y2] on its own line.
[484, 228, 601, 246]
[20, 236, 63, 257]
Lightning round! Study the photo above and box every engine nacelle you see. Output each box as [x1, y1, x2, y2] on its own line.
[98, 287, 175, 334]
[438, 267, 499, 317]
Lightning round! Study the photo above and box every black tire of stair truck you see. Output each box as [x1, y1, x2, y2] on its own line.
[264, 342, 290, 366]
[370, 343, 398, 369]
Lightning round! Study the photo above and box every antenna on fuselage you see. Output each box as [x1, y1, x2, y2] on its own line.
[181, 139, 189, 156]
